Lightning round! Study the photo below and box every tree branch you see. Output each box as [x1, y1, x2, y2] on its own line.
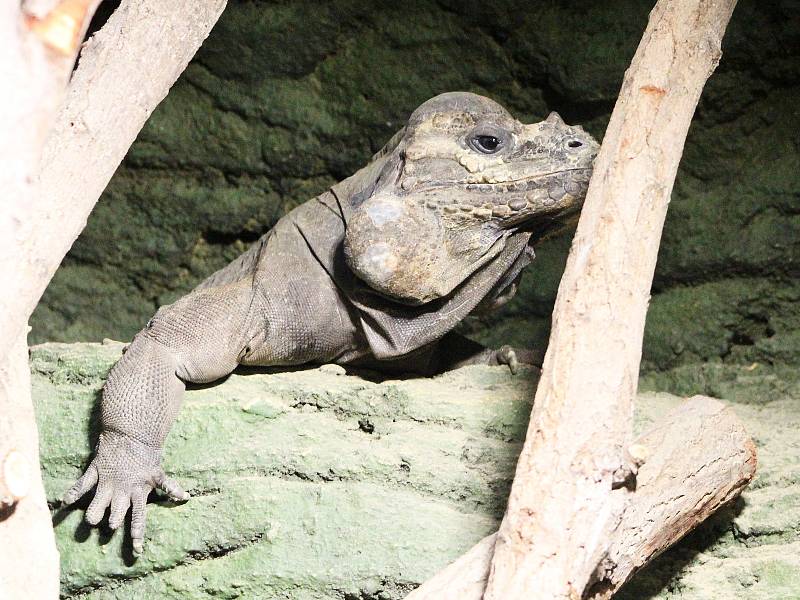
[407, 396, 756, 599]
[0, 0, 227, 365]
[481, 2, 739, 597]
[1, 3, 100, 597]
[0, 2, 227, 597]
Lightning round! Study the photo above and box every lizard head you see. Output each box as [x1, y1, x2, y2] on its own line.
[344, 91, 599, 304]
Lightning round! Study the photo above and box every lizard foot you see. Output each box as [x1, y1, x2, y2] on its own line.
[493, 345, 545, 374]
[63, 431, 189, 556]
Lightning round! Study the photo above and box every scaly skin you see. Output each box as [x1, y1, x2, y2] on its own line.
[63, 92, 598, 555]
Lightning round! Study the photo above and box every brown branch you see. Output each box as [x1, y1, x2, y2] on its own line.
[25, 0, 102, 57]
[0, 0, 227, 365]
[0, 3, 101, 597]
[590, 396, 756, 597]
[480, 1, 739, 597]
[407, 396, 756, 599]
[0, 336, 61, 598]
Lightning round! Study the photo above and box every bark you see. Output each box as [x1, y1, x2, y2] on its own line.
[481, 1, 739, 598]
[0, 334, 60, 598]
[588, 396, 756, 598]
[0, 1, 226, 598]
[0, 0, 101, 362]
[407, 396, 757, 600]
[1, 3, 100, 597]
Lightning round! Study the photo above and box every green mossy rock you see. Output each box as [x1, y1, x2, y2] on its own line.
[34, 343, 800, 599]
[29, 1, 800, 394]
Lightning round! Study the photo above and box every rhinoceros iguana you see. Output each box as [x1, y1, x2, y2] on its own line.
[63, 91, 598, 555]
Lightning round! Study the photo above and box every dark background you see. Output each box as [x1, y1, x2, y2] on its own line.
[32, 0, 800, 395]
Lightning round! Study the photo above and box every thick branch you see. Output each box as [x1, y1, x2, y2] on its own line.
[590, 396, 756, 597]
[0, 0, 227, 365]
[0, 3, 100, 598]
[0, 0, 100, 356]
[407, 396, 756, 599]
[483, 1, 739, 598]
[0, 334, 60, 598]
[0, 2, 227, 598]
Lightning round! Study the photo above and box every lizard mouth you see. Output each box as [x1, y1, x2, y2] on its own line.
[501, 199, 583, 230]
[390, 166, 592, 231]
[458, 167, 593, 192]
[398, 167, 592, 196]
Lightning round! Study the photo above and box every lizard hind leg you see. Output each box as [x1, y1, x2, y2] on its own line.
[429, 332, 545, 375]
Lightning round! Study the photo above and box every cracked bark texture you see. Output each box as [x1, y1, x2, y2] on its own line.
[33, 343, 800, 599]
[484, 2, 738, 598]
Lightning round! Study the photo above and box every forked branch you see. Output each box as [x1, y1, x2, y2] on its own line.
[407, 396, 756, 599]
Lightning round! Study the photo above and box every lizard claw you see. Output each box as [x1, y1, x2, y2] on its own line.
[63, 463, 98, 505]
[107, 490, 131, 530]
[130, 486, 148, 556]
[493, 345, 544, 373]
[84, 481, 113, 525]
[153, 471, 190, 502]
[130, 472, 189, 555]
[496, 345, 521, 375]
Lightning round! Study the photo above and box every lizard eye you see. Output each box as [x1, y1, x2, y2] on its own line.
[470, 134, 503, 154]
[567, 140, 583, 148]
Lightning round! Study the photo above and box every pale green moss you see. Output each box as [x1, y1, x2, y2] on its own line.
[33, 343, 800, 599]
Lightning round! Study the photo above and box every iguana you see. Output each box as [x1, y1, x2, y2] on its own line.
[63, 92, 598, 555]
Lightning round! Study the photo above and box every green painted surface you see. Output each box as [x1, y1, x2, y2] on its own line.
[33, 343, 800, 599]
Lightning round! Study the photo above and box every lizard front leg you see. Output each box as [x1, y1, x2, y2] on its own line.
[63, 282, 253, 555]
[432, 332, 545, 374]
[355, 332, 544, 376]
[63, 336, 189, 555]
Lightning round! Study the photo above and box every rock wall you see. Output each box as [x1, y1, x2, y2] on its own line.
[31, 0, 800, 394]
[34, 343, 800, 599]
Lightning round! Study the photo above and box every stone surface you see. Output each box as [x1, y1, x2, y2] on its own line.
[33, 343, 800, 599]
[29, 1, 800, 396]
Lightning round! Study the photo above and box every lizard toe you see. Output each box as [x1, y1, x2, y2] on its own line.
[153, 471, 190, 502]
[496, 345, 520, 375]
[108, 491, 131, 530]
[63, 463, 98, 505]
[85, 483, 112, 525]
[130, 486, 149, 557]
